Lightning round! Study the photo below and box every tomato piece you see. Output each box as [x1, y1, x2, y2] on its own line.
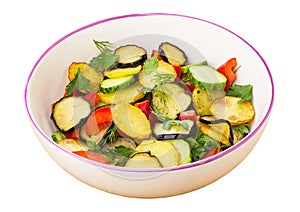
[86, 106, 112, 136]
[73, 151, 109, 164]
[134, 100, 151, 118]
[217, 58, 237, 92]
[179, 110, 197, 122]
[84, 92, 100, 107]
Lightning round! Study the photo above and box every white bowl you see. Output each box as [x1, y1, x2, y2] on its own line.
[24, 13, 274, 198]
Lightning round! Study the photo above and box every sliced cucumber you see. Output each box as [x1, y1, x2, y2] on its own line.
[100, 75, 135, 93]
[188, 65, 227, 90]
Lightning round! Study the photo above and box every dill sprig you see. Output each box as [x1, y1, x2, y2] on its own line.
[151, 73, 174, 106]
[93, 40, 114, 52]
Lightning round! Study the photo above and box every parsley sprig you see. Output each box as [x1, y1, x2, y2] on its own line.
[66, 68, 91, 95]
[89, 40, 120, 72]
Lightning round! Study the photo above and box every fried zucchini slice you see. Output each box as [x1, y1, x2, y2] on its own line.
[51, 96, 91, 132]
[111, 103, 151, 140]
[135, 140, 180, 167]
[115, 45, 147, 68]
[104, 65, 142, 78]
[125, 152, 162, 168]
[158, 42, 187, 66]
[211, 96, 255, 126]
[68, 62, 103, 92]
[57, 139, 88, 152]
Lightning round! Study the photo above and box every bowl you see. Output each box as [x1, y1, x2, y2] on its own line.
[24, 13, 274, 198]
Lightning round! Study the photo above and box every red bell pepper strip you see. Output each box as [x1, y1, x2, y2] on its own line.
[85, 106, 112, 136]
[151, 50, 163, 60]
[203, 148, 222, 159]
[84, 92, 100, 107]
[134, 100, 151, 119]
[173, 65, 182, 78]
[64, 129, 80, 140]
[73, 151, 109, 164]
[217, 58, 238, 92]
[179, 110, 197, 122]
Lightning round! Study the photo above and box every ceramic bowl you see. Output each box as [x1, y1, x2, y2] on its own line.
[25, 13, 274, 198]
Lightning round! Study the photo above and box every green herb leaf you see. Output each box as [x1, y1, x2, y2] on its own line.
[113, 146, 137, 157]
[144, 54, 158, 74]
[101, 127, 118, 145]
[86, 140, 101, 153]
[163, 120, 189, 131]
[232, 124, 249, 135]
[66, 69, 91, 95]
[138, 87, 152, 93]
[93, 40, 114, 52]
[226, 84, 253, 103]
[89, 49, 120, 72]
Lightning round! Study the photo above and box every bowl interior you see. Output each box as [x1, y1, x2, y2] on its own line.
[25, 14, 273, 170]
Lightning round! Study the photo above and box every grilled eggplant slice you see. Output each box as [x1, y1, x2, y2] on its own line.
[152, 82, 192, 119]
[199, 117, 234, 146]
[138, 60, 177, 89]
[158, 42, 187, 66]
[125, 152, 162, 168]
[153, 119, 196, 140]
[114, 45, 147, 68]
[51, 96, 91, 132]
[135, 140, 180, 167]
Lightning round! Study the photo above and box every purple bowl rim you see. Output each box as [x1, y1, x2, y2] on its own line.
[24, 12, 274, 173]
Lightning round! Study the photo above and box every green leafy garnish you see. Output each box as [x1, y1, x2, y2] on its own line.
[233, 123, 250, 135]
[138, 87, 152, 94]
[113, 146, 137, 157]
[151, 73, 174, 106]
[185, 131, 222, 161]
[66, 68, 91, 95]
[163, 120, 189, 131]
[89, 49, 120, 72]
[93, 40, 114, 52]
[101, 126, 118, 145]
[226, 84, 253, 103]
[144, 54, 158, 74]
[86, 140, 101, 153]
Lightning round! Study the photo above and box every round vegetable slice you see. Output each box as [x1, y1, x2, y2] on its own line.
[211, 96, 255, 126]
[68, 62, 103, 92]
[57, 139, 88, 152]
[115, 45, 147, 68]
[158, 42, 187, 66]
[51, 96, 91, 132]
[125, 152, 162, 168]
[111, 103, 151, 140]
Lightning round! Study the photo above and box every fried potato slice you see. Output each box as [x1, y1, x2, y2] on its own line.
[68, 62, 103, 92]
[211, 96, 255, 126]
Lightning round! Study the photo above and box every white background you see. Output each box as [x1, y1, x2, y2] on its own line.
[1, 0, 299, 211]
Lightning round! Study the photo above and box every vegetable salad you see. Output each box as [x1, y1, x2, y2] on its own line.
[50, 40, 255, 168]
